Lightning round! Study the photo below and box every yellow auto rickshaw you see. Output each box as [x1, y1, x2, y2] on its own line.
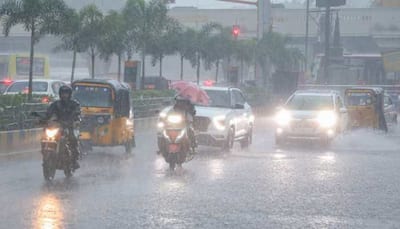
[71, 79, 135, 153]
[344, 87, 387, 132]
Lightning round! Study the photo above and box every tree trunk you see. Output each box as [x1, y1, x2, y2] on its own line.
[118, 53, 121, 81]
[141, 48, 146, 90]
[28, 22, 35, 102]
[215, 59, 220, 82]
[91, 47, 95, 79]
[196, 53, 200, 85]
[180, 55, 184, 80]
[71, 49, 76, 84]
[159, 54, 162, 78]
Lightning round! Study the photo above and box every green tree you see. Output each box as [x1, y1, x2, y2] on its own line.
[0, 0, 69, 101]
[194, 22, 223, 85]
[234, 39, 257, 83]
[55, 8, 84, 83]
[122, 0, 168, 89]
[99, 10, 126, 81]
[257, 31, 304, 85]
[79, 4, 103, 79]
[202, 26, 234, 82]
[176, 28, 197, 80]
[148, 18, 181, 78]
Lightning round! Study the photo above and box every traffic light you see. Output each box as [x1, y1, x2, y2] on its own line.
[232, 25, 240, 38]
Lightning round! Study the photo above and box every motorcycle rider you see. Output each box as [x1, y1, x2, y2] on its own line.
[45, 85, 81, 169]
[172, 95, 197, 151]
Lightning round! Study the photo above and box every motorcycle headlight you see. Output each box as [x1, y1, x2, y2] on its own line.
[275, 109, 292, 126]
[167, 114, 183, 124]
[46, 128, 59, 138]
[213, 115, 226, 131]
[317, 111, 337, 128]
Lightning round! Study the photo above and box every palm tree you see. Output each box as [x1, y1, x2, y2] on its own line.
[176, 28, 197, 80]
[195, 22, 223, 85]
[79, 4, 103, 79]
[0, 0, 69, 101]
[234, 39, 257, 83]
[148, 18, 181, 78]
[99, 10, 126, 81]
[122, 0, 168, 89]
[203, 26, 234, 82]
[55, 8, 84, 83]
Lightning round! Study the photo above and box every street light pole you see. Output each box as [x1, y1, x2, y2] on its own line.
[324, 4, 331, 84]
[305, 0, 310, 71]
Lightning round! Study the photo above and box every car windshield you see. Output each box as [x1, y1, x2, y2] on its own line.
[286, 94, 333, 110]
[7, 81, 48, 93]
[200, 89, 231, 108]
[72, 85, 113, 107]
[345, 92, 373, 106]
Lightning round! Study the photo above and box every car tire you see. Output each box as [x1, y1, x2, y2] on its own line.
[223, 127, 235, 152]
[240, 127, 252, 149]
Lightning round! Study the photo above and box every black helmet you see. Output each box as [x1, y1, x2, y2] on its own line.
[59, 85, 72, 99]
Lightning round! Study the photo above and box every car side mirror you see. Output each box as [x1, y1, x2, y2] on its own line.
[234, 104, 245, 109]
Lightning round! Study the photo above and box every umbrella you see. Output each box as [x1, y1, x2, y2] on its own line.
[171, 81, 210, 105]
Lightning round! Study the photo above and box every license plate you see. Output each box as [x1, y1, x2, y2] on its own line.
[168, 144, 180, 153]
[293, 128, 314, 134]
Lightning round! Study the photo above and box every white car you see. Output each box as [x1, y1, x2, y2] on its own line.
[193, 87, 254, 150]
[3, 79, 67, 102]
[274, 90, 348, 146]
[157, 87, 254, 151]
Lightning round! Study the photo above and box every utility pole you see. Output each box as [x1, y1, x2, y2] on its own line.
[324, 4, 331, 84]
[305, 0, 310, 71]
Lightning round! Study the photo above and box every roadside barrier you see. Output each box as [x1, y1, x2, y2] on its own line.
[0, 117, 158, 154]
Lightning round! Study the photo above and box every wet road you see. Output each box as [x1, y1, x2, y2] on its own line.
[1, 117, 400, 228]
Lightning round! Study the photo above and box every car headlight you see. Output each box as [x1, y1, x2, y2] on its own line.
[159, 111, 167, 118]
[317, 111, 337, 128]
[167, 114, 183, 124]
[45, 128, 59, 138]
[275, 109, 292, 126]
[213, 115, 226, 131]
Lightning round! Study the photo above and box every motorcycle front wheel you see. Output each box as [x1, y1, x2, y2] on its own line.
[43, 152, 56, 181]
[168, 153, 177, 170]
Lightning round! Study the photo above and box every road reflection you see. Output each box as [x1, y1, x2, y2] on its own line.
[208, 159, 224, 180]
[33, 194, 64, 229]
[314, 152, 337, 181]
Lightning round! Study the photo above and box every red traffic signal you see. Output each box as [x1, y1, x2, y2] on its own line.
[232, 25, 240, 38]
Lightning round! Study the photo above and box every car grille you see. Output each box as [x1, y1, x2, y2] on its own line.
[193, 117, 211, 132]
[290, 119, 318, 129]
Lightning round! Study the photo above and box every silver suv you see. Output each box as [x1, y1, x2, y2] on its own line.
[274, 90, 348, 146]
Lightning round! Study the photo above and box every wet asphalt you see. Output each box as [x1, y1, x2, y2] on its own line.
[1, 117, 400, 229]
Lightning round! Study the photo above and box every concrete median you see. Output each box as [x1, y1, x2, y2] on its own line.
[0, 117, 158, 155]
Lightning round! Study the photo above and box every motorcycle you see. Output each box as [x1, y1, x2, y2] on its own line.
[32, 112, 78, 181]
[158, 110, 194, 170]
